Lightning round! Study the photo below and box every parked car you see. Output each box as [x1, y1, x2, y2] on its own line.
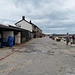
[49, 34, 52, 38]
[52, 34, 56, 40]
[62, 38, 66, 41]
[56, 37, 61, 41]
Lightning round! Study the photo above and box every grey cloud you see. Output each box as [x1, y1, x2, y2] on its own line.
[0, 0, 75, 33]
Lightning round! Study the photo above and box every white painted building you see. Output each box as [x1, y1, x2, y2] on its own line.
[15, 16, 32, 32]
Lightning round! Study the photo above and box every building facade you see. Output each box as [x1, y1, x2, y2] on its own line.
[29, 20, 42, 38]
[15, 16, 33, 41]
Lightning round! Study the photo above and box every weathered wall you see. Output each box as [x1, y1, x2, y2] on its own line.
[15, 32, 21, 44]
[3, 31, 14, 40]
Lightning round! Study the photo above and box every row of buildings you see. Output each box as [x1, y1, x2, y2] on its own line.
[0, 16, 42, 48]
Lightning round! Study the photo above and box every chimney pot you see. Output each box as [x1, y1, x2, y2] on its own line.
[22, 16, 25, 20]
[30, 20, 31, 24]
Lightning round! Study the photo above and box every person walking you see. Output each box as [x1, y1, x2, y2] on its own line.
[66, 33, 70, 45]
[72, 34, 75, 44]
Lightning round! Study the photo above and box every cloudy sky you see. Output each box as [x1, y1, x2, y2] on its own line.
[0, 0, 75, 34]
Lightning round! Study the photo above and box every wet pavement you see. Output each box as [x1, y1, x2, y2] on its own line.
[0, 37, 75, 75]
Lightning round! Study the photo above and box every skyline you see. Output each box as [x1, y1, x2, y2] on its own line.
[0, 0, 75, 34]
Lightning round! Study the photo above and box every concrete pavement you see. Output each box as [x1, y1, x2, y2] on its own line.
[0, 37, 75, 75]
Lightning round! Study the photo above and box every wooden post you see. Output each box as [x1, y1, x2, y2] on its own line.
[1, 30, 3, 48]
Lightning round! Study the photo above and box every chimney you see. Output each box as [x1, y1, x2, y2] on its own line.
[22, 16, 25, 20]
[30, 20, 32, 24]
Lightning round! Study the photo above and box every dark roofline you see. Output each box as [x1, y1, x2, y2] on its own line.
[15, 20, 23, 25]
[15, 17, 42, 31]
[30, 22, 37, 28]
[9, 25, 24, 31]
[15, 18, 37, 28]
[36, 26, 42, 31]
[29, 21, 42, 31]
[0, 23, 28, 32]
[0, 24, 10, 29]
[30, 22, 42, 31]
[15, 19, 32, 26]
[9, 25, 30, 32]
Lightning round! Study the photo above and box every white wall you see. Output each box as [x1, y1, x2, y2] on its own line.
[3, 31, 14, 41]
[15, 32, 21, 44]
[16, 20, 32, 32]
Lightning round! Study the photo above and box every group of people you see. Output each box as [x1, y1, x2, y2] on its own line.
[66, 33, 75, 45]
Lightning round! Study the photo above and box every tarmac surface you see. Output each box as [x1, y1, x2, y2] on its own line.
[0, 37, 75, 75]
